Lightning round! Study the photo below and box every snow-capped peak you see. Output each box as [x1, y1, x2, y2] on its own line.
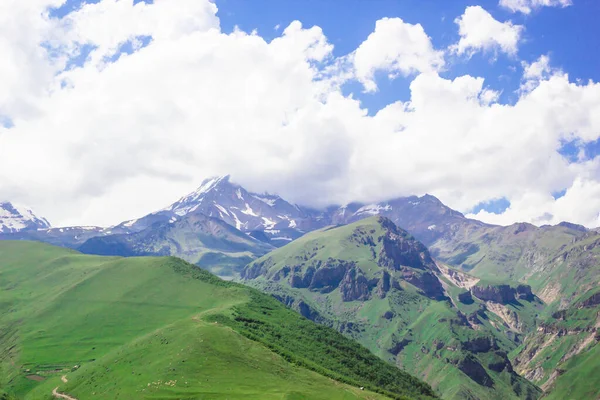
[157, 175, 310, 241]
[0, 202, 51, 233]
[164, 175, 232, 216]
[194, 175, 231, 197]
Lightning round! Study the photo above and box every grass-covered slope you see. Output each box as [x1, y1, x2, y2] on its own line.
[0, 241, 436, 400]
[242, 217, 541, 400]
[78, 211, 273, 278]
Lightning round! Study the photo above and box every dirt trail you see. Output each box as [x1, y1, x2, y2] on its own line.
[61, 375, 68, 383]
[52, 387, 77, 400]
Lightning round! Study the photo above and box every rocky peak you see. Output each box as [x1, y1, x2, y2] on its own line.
[0, 202, 50, 233]
[377, 217, 437, 272]
[159, 176, 327, 244]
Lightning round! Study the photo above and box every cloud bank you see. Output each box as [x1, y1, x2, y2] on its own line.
[1, 0, 599, 229]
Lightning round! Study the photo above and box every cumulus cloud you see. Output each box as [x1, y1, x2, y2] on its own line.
[351, 17, 444, 92]
[1, 0, 600, 229]
[451, 6, 523, 57]
[520, 54, 563, 92]
[499, 0, 572, 14]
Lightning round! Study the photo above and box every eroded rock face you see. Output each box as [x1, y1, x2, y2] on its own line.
[471, 284, 516, 304]
[289, 266, 315, 288]
[377, 218, 437, 271]
[309, 261, 349, 292]
[376, 270, 391, 298]
[471, 283, 535, 304]
[241, 260, 269, 280]
[402, 270, 445, 300]
[340, 267, 371, 301]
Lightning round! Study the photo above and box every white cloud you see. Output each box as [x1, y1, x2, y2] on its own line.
[520, 54, 564, 92]
[468, 177, 600, 228]
[351, 17, 444, 92]
[451, 6, 523, 57]
[499, 0, 572, 14]
[1, 0, 600, 229]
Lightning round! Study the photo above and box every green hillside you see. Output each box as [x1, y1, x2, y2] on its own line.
[430, 222, 600, 394]
[0, 241, 436, 400]
[242, 217, 541, 400]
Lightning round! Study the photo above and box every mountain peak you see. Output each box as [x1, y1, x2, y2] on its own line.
[0, 202, 51, 233]
[194, 175, 233, 194]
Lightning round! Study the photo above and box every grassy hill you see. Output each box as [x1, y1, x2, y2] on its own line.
[242, 217, 541, 400]
[0, 241, 436, 400]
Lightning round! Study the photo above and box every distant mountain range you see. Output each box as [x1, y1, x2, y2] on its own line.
[1, 175, 597, 279]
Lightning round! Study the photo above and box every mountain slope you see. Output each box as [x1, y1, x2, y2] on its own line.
[242, 217, 541, 400]
[0, 241, 436, 400]
[78, 212, 274, 278]
[0, 202, 50, 233]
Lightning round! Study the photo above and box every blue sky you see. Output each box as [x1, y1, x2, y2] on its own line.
[217, 0, 600, 111]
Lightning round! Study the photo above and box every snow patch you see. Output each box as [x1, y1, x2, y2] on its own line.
[355, 204, 391, 215]
[240, 203, 258, 217]
[214, 203, 230, 216]
[261, 217, 276, 229]
[231, 211, 246, 230]
[427, 224, 436, 230]
[252, 194, 277, 207]
[271, 236, 293, 241]
[123, 218, 139, 228]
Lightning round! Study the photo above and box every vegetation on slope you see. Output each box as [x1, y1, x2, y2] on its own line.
[430, 221, 600, 395]
[242, 217, 541, 400]
[0, 241, 434, 400]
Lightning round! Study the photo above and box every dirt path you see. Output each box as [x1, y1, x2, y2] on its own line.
[52, 387, 77, 400]
[61, 375, 68, 383]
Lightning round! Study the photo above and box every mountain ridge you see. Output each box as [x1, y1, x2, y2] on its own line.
[241, 216, 542, 400]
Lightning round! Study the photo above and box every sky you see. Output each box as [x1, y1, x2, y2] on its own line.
[1, 0, 600, 228]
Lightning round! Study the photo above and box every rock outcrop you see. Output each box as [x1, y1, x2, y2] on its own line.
[340, 267, 371, 301]
[471, 283, 535, 304]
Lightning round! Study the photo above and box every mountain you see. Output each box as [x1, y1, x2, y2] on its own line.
[158, 175, 332, 245]
[0, 202, 50, 233]
[78, 211, 274, 278]
[242, 217, 542, 400]
[330, 195, 490, 247]
[0, 241, 436, 400]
